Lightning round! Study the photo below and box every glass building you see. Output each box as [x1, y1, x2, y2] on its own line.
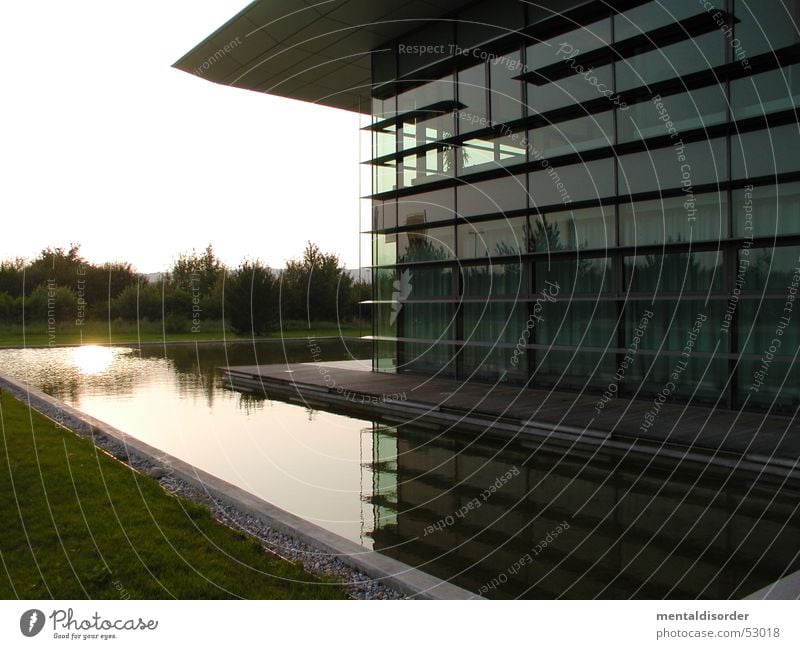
[178, 0, 800, 414]
[368, 0, 800, 413]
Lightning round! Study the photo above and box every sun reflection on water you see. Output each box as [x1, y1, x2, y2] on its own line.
[69, 345, 116, 375]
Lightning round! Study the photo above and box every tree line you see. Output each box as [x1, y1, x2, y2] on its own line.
[0, 243, 369, 334]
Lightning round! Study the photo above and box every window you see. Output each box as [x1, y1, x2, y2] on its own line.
[742, 245, 800, 290]
[373, 160, 396, 193]
[457, 216, 530, 259]
[732, 124, 800, 180]
[397, 225, 455, 263]
[624, 300, 723, 352]
[531, 112, 613, 157]
[618, 85, 728, 143]
[490, 49, 523, 124]
[458, 133, 527, 174]
[625, 250, 724, 292]
[527, 65, 614, 114]
[531, 158, 615, 206]
[531, 206, 614, 252]
[457, 174, 527, 217]
[536, 301, 617, 348]
[734, 0, 800, 58]
[398, 189, 454, 227]
[617, 138, 727, 195]
[463, 263, 525, 297]
[619, 192, 728, 246]
[534, 257, 612, 295]
[616, 32, 724, 92]
[731, 64, 800, 120]
[401, 267, 453, 299]
[615, 0, 724, 41]
[372, 200, 397, 231]
[732, 182, 800, 237]
[457, 63, 487, 134]
[738, 299, 800, 355]
[374, 233, 396, 266]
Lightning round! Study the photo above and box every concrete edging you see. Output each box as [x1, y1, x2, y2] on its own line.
[0, 372, 480, 601]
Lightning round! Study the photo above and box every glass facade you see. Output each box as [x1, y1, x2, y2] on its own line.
[369, 0, 800, 412]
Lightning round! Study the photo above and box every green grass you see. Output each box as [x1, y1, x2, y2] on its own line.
[0, 390, 346, 599]
[0, 319, 368, 347]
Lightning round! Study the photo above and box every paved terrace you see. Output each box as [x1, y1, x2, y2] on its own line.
[223, 360, 800, 475]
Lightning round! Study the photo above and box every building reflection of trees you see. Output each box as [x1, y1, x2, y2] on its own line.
[362, 423, 800, 599]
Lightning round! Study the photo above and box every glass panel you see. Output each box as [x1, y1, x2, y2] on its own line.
[374, 302, 397, 339]
[397, 225, 455, 263]
[373, 233, 396, 266]
[400, 342, 456, 376]
[616, 32, 725, 92]
[400, 149, 453, 188]
[457, 63, 487, 134]
[625, 300, 722, 352]
[457, 216, 530, 259]
[397, 189, 454, 227]
[531, 206, 614, 251]
[619, 192, 728, 246]
[617, 138, 728, 195]
[732, 182, 800, 237]
[618, 85, 728, 143]
[463, 263, 525, 297]
[372, 199, 397, 231]
[400, 266, 453, 299]
[527, 65, 614, 114]
[456, 174, 527, 217]
[402, 303, 454, 341]
[534, 257, 612, 295]
[731, 64, 800, 120]
[615, 0, 724, 41]
[373, 339, 396, 372]
[373, 161, 396, 193]
[531, 112, 613, 157]
[742, 245, 800, 290]
[463, 302, 526, 344]
[461, 344, 527, 380]
[490, 49, 523, 124]
[531, 158, 615, 206]
[734, 0, 800, 58]
[373, 125, 396, 157]
[536, 301, 617, 347]
[397, 76, 454, 113]
[732, 124, 800, 180]
[738, 299, 800, 355]
[373, 268, 396, 301]
[458, 133, 527, 174]
[526, 19, 611, 69]
[625, 251, 724, 292]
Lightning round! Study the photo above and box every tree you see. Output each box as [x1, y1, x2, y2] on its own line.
[224, 260, 278, 335]
[281, 242, 352, 323]
[170, 244, 224, 297]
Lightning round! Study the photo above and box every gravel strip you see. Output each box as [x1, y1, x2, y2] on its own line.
[1, 382, 405, 600]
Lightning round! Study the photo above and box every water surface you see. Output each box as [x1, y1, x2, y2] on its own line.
[2, 340, 798, 599]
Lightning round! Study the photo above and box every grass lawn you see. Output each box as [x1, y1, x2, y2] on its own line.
[0, 320, 368, 347]
[0, 390, 346, 599]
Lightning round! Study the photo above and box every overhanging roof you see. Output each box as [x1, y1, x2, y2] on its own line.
[172, 0, 472, 113]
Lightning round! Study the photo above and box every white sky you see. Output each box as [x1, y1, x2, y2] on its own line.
[0, 1, 365, 272]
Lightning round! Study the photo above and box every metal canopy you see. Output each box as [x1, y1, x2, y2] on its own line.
[172, 0, 471, 113]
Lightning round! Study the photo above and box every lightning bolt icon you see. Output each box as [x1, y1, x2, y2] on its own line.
[28, 611, 38, 632]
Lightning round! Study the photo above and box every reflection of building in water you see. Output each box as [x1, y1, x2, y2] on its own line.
[362, 424, 800, 599]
